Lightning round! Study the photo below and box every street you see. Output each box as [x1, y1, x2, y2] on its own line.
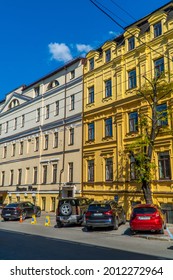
[0, 213, 173, 260]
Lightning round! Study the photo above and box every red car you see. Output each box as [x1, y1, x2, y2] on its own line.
[130, 204, 166, 234]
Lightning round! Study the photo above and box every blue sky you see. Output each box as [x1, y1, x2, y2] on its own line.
[0, 0, 170, 100]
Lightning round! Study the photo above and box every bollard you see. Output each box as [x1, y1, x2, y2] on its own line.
[44, 215, 51, 227]
[31, 214, 37, 224]
[19, 214, 23, 223]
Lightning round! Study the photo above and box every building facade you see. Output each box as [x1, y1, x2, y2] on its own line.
[82, 2, 173, 221]
[0, 58, 85, 212]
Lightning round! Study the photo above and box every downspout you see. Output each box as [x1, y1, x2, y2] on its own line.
[59, 67, 67, 198]
[81, 60, 85, 197]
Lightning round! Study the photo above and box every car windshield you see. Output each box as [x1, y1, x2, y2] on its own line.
[133, 207, 156, 214]
[88, 204, 111, 211]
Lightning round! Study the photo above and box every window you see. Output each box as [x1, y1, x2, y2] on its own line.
[68, 162, 73, 182]
[36, 108, 41, 122]
[55, 101, 59, 116]
[105, 79, 112, 97]
[154, 57, 164, 77]
[70, 70, 75, 79]
[45, 105, 50, 119]
[69, 128, 74, 145]
[12, 144, 16, 157]
[34, 86, 40, 97]
[154, 21, 162, 38]
[128, 69, 136, 89]
[42, 165, 47, 184]
[5, 121, 8, 133]
[14, 118, 17, 130]
[158, 152, 171, 180]
[35, 137, 39, 152]
[47, 80, 59, 90]
[21, 115, 25, 127]
[1, 171, 5, 186]
[89, 58, 94, 71]
[88, 122, 94, 141]
[130, 156, 137, 180]
[128, 36, 135, 51]
[52, 164, 57, 183]
[129, 112, 138, 132]
[10, 170, 14, 186]
[8, 99, 19, 110]
[54, 132, 58, 148]
[3, 146, 7, 158]
[105, 158, 113, 181]
[105, 49, 111, 62]
[88, 160, 94, 182]
[18, 169, 22, 185]
[105, 117, 113, 137]
[20, 141, 24, 155]
[88, 86, 94, 104]
[33, 167, 38, 185]
[70, 95, 75, 110]
[157, 103, 168, 127]
[0, 124, 2, 135]
[44, 135, 49, 150]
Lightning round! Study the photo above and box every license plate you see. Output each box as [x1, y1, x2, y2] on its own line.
[93, 213, 103, 216]
[138, 216, 150, 220]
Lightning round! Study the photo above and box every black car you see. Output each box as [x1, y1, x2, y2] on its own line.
[85, 200, 126, 231]
[56, 197, 93, 227]
[1, 201, 41, 221]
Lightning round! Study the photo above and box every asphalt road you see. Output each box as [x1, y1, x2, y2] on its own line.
[0, 214, 173, 260]
[0, 229, 170, 260]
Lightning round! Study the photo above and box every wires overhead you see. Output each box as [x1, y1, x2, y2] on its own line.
[89, 0, 173, 64]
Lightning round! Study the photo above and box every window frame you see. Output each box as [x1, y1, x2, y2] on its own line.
[158, 152, 171, 180]
[88, 160, 94, 182]
[105, 117, 113, 137]
[88, 122, 95, 141]
[105, 79, 112, 98]
[128, 69, 137, 89]
[129, 111, 138, 132]
[105, 158, 113, 181]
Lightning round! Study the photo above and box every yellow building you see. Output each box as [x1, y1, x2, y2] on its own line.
[82, 2, 173, 221]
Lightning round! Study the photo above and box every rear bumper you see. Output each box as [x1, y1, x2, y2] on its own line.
[1, 214, 20, 220]
[86, 218, 114, 228]
[56, 215, 83, 225]
[130, 221, 163, 231]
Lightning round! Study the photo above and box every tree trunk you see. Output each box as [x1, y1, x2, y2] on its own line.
[142, 180, 153, 204]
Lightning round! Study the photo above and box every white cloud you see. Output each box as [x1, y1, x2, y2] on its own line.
[76, 44, 92, 53]
[48, 43, 73, 62]
[109, 31, 121, 37]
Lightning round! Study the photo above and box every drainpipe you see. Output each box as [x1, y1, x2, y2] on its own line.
[59, 67, 67, 198]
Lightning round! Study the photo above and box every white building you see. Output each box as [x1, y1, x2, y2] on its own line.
[0, 58, 85, 212]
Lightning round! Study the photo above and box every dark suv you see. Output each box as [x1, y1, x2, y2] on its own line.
[1, 202, 41, 221]
[85, 200, 126, 231]
[56, 197, 92, 227]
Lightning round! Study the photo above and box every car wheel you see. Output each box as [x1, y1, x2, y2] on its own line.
[22, 211, 26, 220]
[122, 213, 126, 224]
[56, 221, 63, 228]
[113, 218, 118, 230]
[159, 225, 164, 234]
[130, 229, 136, 235]
[85, 226, 92, 232]
[164, 223, 167, 229]
[36, 210, 41, 217]
[60, 203, 72, 216]
[3, 218, 9, 221]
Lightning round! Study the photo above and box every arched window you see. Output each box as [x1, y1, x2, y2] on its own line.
[8, 99, 19, 110]
[47, 80, 59, 91]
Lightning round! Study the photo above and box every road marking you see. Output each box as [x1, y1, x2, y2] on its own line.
[166, 227, 173, 239]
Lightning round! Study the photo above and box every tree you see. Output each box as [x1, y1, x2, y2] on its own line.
[129, 73, 173, 204]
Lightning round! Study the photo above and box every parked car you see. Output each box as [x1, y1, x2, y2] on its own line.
[1, 201, 41, 221]
[0, 204, 6, 215]
[129, 204, 167, 234]
[85, 200, 126, 231]
[56, 197, 92, 227]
